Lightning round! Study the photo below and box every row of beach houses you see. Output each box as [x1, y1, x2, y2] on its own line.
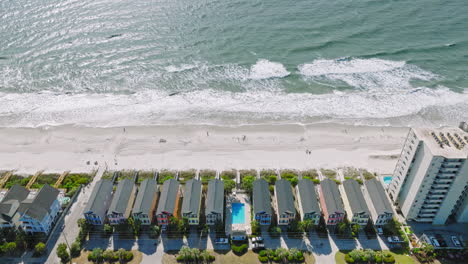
[253, 177, 394, 228]
[83, 178, 224, 228]
[83, 172, 394, 232]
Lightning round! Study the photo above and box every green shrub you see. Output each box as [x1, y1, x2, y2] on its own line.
[231, 244, 248, 255]
[312, 179, 320, 184]
[34, 242, 46, 256]
[158, 170, 175, 184]
[281, 171, 298, 186]
[259, 250, 267, 257]
[345, 254, 355, 263]
[321, 169, 337, 179]
[200, 170, 216, 184]
[383, 254, 395, 263]
[258, 255, 269, 262]
[375, 254, 382, 262]
[273, 256, 280, 262]
[301, 169, 318, 180]
[70, 242, 81, 258]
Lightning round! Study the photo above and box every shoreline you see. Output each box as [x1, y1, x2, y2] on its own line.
[0, 123, 409, 174]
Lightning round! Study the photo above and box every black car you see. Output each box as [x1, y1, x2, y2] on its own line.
[435, 234, 447, 247]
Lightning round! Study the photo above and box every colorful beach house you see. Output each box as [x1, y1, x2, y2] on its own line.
[83, 179, 113, 225]
[253, 179, 272, 225]
[155, 179, 181, 227]
[342, 179, 370, 226]
[132, 179, 158, 225]
[18, 184, 61, 234]
[296, 179, 322, 225]
[274, 179, 296, 225]
[181, 179, 202, 225]
[206, 179, 224, 225]
[0, 184, 61, 234]
[319, 179, 345, 225]
[107, 179, 137, 225]
[365, 179, 393, 226]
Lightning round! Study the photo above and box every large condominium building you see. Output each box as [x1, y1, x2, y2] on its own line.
[388, 127, 468, 225]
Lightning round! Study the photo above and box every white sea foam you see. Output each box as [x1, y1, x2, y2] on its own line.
[0, 86, 466, 128]
[249, 59, 290, 80]
[164, 64, 198, 73]
[299, 58, 436, 90]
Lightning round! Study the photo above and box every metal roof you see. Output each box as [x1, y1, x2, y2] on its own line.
[297, 179, 321, 214]
[206, 179, 224, 215]
[156, 179, 180, 215]
[181, 179, 202, 214]
[343, 179, 370, 215]
[108, 179, 135, 216]
[132, 179, 157, 215]
[365, 179, 393, 215]
[320, 179, 344, 214]
[84, 179, 114, 217]
[253, 179, 272, 215]
[275, 179, 295, 215]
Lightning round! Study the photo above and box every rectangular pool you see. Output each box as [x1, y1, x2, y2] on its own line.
[232, 203, 245, 224]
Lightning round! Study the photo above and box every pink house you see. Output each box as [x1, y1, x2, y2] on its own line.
[319, 179, 345, 225]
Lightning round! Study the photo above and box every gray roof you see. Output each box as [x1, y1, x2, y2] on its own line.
[0, 185, 30, 223]
[108, 179, 135, 215]
[253, 179, 272, 215]
[156, 179, 180, 215]
[206, 179, 224, 215]
[297, 179, 321, 214]
[343, 179, 369, 215]
[365, 179, 393, 215]
[275, 179, 295, 215]
[132, 179, 157, 215]
[84, 179, 114, 217]
[19, 184, 60, 220]
[320, 179, 345, 214]
[181, 179, 202, 214]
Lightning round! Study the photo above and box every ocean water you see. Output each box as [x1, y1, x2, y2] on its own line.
[0, 0, 467, 127]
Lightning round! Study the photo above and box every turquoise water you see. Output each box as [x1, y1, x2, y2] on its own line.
[0, 0, 467, 127]
[383, 176, 393, 185]
[232, 203, 245, 224]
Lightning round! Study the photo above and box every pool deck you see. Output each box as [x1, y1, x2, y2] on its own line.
[226, 192, 251, 236]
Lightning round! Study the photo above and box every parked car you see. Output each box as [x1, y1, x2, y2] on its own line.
[451, 236, 461, 247]
[377, 227, 384, 235]
[435, 234, 447, 247]
[429, 236, 440, 247]
[252, 242, 265, 250]
[251, 236, 264, 243]
[215, 238, 229, 244]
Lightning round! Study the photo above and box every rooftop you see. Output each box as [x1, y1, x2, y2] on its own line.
[84, 179, 113, 215]
[253, 179, 272, 215]
[275, 179, 295, 215]
[413, 127, 468, 159]
[320, 179, 344, 214]
[156, 179, 179, 215]
[108, 179, 135, 216]
[132, 179, 157, 215]
[206, 179, 224, 215]
[343, 179, 369, 215]
[297, 179, 321, 214]
[365, 179, 393, 215]
[181, 179, 202, 214]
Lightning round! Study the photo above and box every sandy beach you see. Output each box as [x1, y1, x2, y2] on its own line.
[0, 123, 409, 175]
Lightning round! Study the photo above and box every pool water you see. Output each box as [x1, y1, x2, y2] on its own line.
[232, 203, 245, 224]
[383, 176, 393, 185]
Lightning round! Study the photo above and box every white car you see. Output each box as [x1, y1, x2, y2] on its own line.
[429, 236, 440, 247]
[215, 238, 229, 244]
[451, 236, 461, 247]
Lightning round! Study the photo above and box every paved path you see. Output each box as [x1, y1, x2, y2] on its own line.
[45, 167, 105, 264]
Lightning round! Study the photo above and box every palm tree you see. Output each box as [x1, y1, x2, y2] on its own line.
[289, 248, 300, 260]
[275, 248, 289, 263]
[118, 248, 126, 263]
[200, 250, 211, 262]
[266, 248, 275, 261]
[179, 246, 192, 261]
[191, 248, 201, 261]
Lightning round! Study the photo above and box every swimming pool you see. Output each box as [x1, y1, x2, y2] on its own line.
[383, 176, 393, 185]
[232, 203, 245, 224]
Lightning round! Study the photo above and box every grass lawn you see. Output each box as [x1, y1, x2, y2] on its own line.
[335, 250, 416, 264]
[72, 250, 142, 264]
